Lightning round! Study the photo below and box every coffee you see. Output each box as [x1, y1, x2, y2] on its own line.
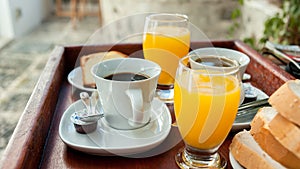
[195, 57, 233, 67]
[104, 72, 149, 81]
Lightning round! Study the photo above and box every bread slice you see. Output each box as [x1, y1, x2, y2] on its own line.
[250, 107, 300, 169]
[268, 111, 300, 160]
[230, 130, 286, 169]
[269, 79, 300, 126]
[80, 51, 127, 87]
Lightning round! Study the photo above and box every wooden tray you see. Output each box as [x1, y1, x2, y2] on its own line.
[0, 40, 295, 169]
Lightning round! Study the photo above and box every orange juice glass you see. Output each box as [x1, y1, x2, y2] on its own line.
[174, 55, 241, 168]
[143, 13, 190, 102]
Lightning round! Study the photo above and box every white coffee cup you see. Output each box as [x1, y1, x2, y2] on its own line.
[188, 47, 250, 78]
[189, 54, 240, 72]
[91, 58, 161, 130]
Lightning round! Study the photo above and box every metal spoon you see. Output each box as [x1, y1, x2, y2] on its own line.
[265, 41, 300, 72]
[236, 98, 270, 117]
[286, 61, 300, 78]
[90, 91, 99, 115]
[79, 92, 102, 122]
[238, 98, 269, 112]
[78, 113, 103, 122]
[80, 92, 91, 113]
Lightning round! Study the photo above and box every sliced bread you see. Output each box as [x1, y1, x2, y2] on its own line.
[268, 111, 300, 160]
[269, 79, 300, 126]
[80, 51, 128, 87]
[250, 107, 300, 169]
[230, 130, 286, 169]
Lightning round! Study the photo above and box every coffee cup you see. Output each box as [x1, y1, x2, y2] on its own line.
[91, 58, 161, 130]
[189, 54, 239, 71]
[188, 47, 250, 78]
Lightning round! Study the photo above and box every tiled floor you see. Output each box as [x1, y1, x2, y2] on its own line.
[0, 15, 101, 157]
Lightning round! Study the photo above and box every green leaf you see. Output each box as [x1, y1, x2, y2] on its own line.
[238, 0, 244, 5]
[231, 9, 241, 19]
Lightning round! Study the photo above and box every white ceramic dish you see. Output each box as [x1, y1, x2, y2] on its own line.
[232, 83, 269, 131]
[189, 47, 250, 77]
[229, 151, 244, 169]
[59, 97, 172, 156]
[67, 67, 97, 92]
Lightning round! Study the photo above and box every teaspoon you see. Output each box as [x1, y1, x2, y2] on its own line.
[265, 41, 300, 70]
[79, 92, 102, 122]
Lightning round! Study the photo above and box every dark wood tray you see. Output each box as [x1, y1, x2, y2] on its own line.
[0, 40, 295, 169]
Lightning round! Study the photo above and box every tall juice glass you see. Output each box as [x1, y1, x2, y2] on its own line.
[143, 13, 190, 102]
[174, 55, 241, 168]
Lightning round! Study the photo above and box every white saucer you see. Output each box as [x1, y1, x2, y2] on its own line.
[232, 83, 269, 131]
[67, 67, 97, 92]
[229, 151, 244, 169]
[59, 97, 172, 156]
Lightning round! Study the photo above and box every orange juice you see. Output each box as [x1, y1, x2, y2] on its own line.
[143, 26, 190, 85]
[174, 74, 240, 149]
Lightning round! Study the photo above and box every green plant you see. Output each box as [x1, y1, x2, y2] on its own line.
[227, 0, 244, 38]
[229, 0, 300, 49]
[260, 0, 300, 45]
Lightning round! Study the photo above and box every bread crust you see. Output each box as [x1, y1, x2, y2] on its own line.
[230, 130, 285, 169]
[231, 80, 300, 169]
[80, 51, 127, 87]
[268, 112, 300, 159]
[250, 107, 300, 169]
[269, 79, 300, 126]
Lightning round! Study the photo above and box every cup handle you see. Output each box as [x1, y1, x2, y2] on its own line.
[125, 89, 144, 126]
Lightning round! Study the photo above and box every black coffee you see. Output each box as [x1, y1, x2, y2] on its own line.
[104, 72, 149, 81]
[195, 57, 233, 67]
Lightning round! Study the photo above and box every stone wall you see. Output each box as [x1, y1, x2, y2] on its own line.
[100, 0, 281, 42]
[240, 0, 280, 41]
[101, 0, 239, 40]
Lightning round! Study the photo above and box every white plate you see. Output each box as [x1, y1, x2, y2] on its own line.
[59, 98, 172, 156]
[67, 67, 97, 92]
[229, 151, 244, 169]
[232, 83, 269, 131]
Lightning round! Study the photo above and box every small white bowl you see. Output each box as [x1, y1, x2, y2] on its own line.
[189, 47, 250, 77]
